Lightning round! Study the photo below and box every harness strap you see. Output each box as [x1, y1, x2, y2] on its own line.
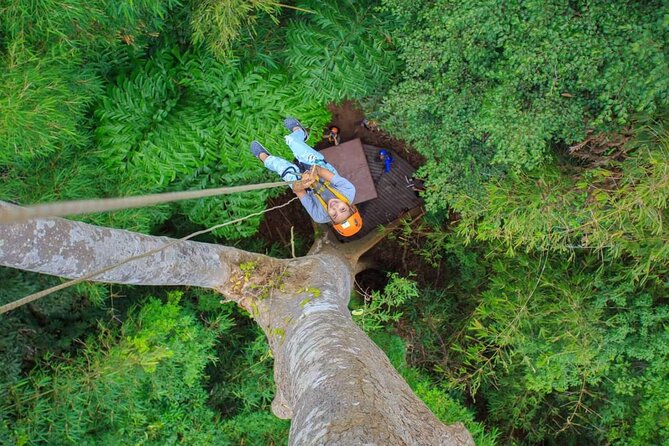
[312, 178, 351, 211]
[280, 166, 300, 179]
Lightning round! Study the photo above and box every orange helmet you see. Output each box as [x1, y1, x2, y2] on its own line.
[332, 205, 363, 237]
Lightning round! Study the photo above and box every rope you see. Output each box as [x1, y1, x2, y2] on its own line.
[0, 180, 291, 224]
[0, 197, 299, 315]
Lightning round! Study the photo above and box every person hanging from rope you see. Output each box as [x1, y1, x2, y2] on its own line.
[250, 117, 363, 237]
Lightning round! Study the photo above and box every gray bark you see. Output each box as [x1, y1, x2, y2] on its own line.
[0, 205, 474, 445]
[223, 250, 474, 446]
[0, 201, 274, 288]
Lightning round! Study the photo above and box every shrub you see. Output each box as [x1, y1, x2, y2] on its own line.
[0, 293, 233, 445]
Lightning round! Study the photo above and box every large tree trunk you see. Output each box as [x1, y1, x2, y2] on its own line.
[0, 203, 474, 445]
[236, 253, 474, 445]
[0, 202, 275, 288]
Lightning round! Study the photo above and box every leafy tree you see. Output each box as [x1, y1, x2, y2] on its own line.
[454, 123, 669, 279]
[0, 203, 475, 445]
[400, 125, 669, 444]
[189, 0, 281, 59]
[371, 8, 669, 439]
[446, 251, 669, 445]
[1, 293, 233, 445]
[379, 0, 669, 211]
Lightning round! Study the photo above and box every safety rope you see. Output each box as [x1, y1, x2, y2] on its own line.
[0, 180, 291, 224]
[0, 197, 300, 315]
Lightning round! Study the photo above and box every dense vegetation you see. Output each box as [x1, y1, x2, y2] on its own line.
[1, 0, 667, 444]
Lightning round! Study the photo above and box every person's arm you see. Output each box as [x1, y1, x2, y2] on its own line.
[315, 166, 335, 182]
[317, 168, 356, 203]
[298, 192, 332, 223]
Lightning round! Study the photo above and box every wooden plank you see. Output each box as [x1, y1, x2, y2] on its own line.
[331, 144, 424, 241]
[320, 138, 378, 204]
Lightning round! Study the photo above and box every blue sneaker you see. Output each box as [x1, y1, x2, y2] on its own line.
[283, 117, 309, 141]
[250, 141, 270, 159]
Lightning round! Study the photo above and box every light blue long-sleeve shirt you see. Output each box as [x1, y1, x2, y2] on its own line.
[299, 175, 356, 223]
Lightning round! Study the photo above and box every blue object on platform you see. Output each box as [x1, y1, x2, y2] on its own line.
[379, 149, 394, 173]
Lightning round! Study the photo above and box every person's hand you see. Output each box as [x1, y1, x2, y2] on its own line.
[299, 173, 314, 188]
[299, 166, 318, 188]
[292, 180, 307, 192]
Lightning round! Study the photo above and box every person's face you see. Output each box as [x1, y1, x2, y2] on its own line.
[327, 199, 352, 224]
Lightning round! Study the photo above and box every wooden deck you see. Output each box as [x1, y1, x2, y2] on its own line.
[321, 139, 377, 204]
[323, 143, 424, 241]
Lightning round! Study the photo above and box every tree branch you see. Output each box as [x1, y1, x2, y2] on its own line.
[0, 201, 271, 290]
[339, 207, 425, 266]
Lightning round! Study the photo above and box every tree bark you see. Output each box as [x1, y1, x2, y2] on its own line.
[0, 201, 275, 288]
[0, 203, 474, 445]
[232, 253, 474, 445]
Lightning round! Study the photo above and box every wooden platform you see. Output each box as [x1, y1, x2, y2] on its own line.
[321, 139, 377, 204]
[320, 141, 424, 241]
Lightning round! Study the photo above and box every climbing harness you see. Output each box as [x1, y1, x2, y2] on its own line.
[308, 174, 363, 237]
[291, 163, 363, 237]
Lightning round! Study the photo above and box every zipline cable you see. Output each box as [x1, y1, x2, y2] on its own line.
[0, 197, 300, 315]
[0, 180, 292, 224]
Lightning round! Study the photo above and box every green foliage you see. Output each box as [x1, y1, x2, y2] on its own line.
[225, 333, 276, 412]
[206, 308, 290, 445]
[454, 127, 669, 279]
[444, 251, 669, 444]
[604, 359, 669, 446]
[0, 268, 121, 389]
[380, 0, 669, 212]
[0, 0, 175, 229]
[0, 0, 178, 60]
[219, 411, 289, 446]
[0, 0, 177, 164]
[190, 0, 280, 59]
[411, 125, 669, 444]
[283, 0, 398, 104]
[386, 115, 669, 443]
[95, 49, 205, 189]
[370, 331, 498, 446]
[410, 374, 498, 446]
[0, 46, 101, 164]
[352, 272, 419, 332]
[1, 293, 233, 445]
[397, 142, 669, 444]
